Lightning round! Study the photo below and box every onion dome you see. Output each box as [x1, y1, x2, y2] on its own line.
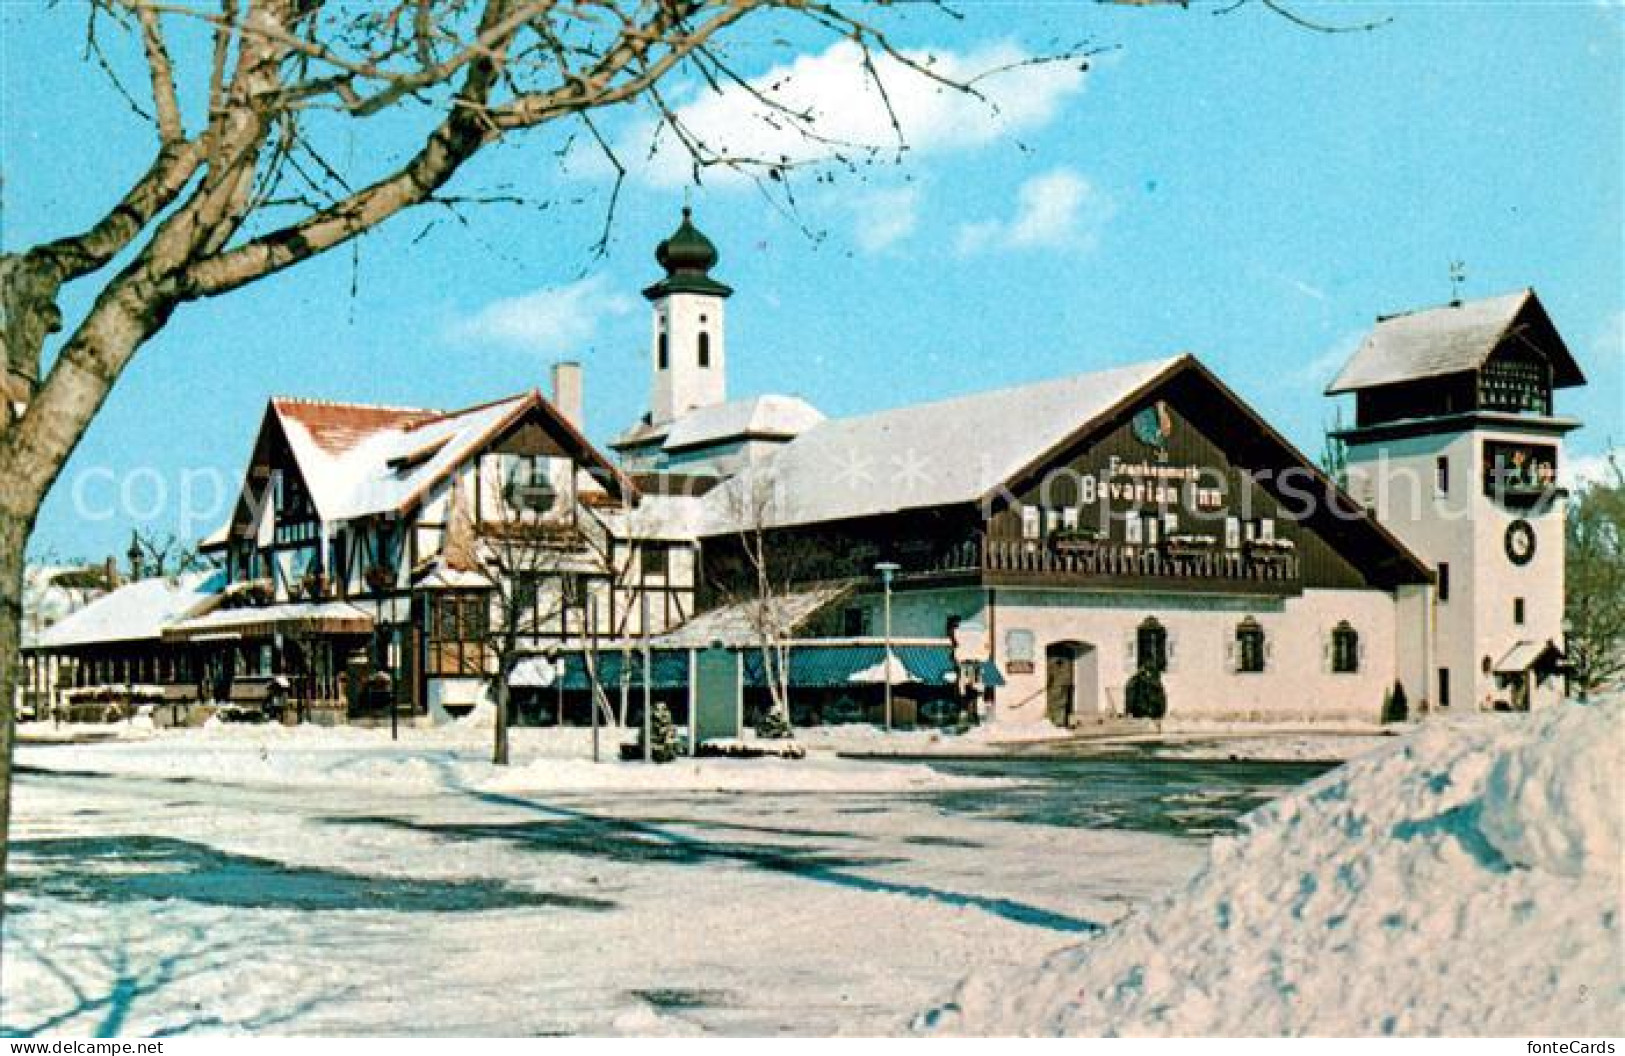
[644, 207, 733, 301]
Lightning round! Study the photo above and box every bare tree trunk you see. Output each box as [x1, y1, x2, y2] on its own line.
[492, 673, 511, 766]
[0, 504, 30, 961]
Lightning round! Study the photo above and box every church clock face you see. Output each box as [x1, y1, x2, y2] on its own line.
[1505, 519, 1537, 566]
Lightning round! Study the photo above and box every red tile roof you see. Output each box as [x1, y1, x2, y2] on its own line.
[270, 398, 439, 456]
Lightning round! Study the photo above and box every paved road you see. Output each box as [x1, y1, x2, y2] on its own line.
[3, 756, 1326, 1036]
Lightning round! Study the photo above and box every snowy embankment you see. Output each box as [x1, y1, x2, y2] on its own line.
[17, 716, 1003, 794]
[919, 700, 1624, 1036]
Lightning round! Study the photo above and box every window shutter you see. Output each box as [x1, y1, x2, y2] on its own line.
[1264, 637, 1276, 671]
[1321, 631, 1333, 674]
[1225, 637, 1237, 672]
[1123, 630, 1137, 671]
[1166, 632, 1179, 674]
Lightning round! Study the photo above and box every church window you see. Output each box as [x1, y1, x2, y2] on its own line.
[1235, 617, 1266, 673]
[1136, 617, 1168, 673]
[1331, 621, 1360, 674]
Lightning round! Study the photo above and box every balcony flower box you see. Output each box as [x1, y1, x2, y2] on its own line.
[1164, 533, 1218, 557]
[299, 572, 328, 600]
[364, 565, 396, 592]
[1050, 528, 1102, 555]
[1245, 537, 1296, 569]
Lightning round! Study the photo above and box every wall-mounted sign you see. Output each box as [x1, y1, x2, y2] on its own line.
[1074, 456, 1226, 512]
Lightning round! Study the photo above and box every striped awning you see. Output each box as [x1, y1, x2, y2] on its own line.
[743, 644, 1004, 690]
[545, 649, 692, 692]
[162, 600, 373, 642]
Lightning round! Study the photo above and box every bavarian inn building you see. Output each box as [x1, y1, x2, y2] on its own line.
[23, 210, 1587, 732]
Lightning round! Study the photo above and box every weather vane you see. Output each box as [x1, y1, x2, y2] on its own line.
[1448, 259, 1466, 305]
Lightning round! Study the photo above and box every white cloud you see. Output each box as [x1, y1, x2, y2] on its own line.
[617, 39, 1086, 188]
[448, 275, 636, 355]
[954, 167, 1111, 255]
[851, 185, 921, 253]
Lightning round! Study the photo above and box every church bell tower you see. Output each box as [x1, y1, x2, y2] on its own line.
[643, 207, 731, 424]
[1328, 289, 1586, 713]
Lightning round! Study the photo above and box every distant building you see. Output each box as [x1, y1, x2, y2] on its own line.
[23, 211, 1587, 731]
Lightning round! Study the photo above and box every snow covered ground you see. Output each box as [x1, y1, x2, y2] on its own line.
[918, 699, 1624, 1036]
[11, 717, 1012, 794]
[5, 726, 1219, 1036]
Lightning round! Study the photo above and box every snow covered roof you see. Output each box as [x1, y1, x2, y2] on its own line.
[655, 581, 857, 648]
[1326, 289, 1585, 394]
[274, 394, 528, 522]
[1493, 640, 1564, 674]
[231, 390, 636, 533]
[595, 493, 710, 541]
[164, 598, 373, 640]
[662, 395, 825, 453]
[700, 356, 1183, 531]
[34, 571, 224, 649]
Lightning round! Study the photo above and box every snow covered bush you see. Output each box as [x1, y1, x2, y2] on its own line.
[919, 699, 1624, 1037]
[1125, 668, 1167, 721]
[754, 706, 794, 740]
[1382, 681, 1409, 724]
[649, 703, 679, 763]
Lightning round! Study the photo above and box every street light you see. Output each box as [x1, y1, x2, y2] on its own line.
[875, 561, 901, 731]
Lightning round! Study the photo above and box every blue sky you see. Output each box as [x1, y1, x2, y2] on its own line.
[3, 1, 1621, 561]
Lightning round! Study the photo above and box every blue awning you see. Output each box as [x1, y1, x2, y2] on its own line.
[534, 643, 1003, 692]
[742, 644, 1003, 690]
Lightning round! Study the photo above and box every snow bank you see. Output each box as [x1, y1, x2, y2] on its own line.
[919, 700, 1624, 1036]
[17, 721, 1004, 794]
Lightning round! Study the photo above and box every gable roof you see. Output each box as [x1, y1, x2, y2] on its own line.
[33, 571, 224, 649]
[663, 395, 825, 453]
[700, 356, 1184, 531]
[254, 391, 636, 526]
[698, 353, 1431, 589]
[1326, 288, 1585, 394]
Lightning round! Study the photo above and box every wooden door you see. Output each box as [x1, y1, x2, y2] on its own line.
[1046, 648, 1075, 726]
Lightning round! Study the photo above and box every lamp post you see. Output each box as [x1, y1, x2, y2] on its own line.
[875, 561, 901, 731]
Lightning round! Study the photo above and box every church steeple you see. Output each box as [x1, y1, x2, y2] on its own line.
[644, 207, 731, 424]
[643, 207, 733, 301]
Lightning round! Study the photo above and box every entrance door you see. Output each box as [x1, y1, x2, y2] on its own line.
[1046, 641, 1099, 727]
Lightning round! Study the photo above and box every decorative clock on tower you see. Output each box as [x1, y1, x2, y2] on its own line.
[1505, 519, 1537, 566]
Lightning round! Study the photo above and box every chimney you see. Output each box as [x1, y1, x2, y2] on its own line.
[552, 361, 584, 430]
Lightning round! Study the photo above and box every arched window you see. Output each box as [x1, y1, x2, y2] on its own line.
[657, 331, 669, 370]
[1331, 620, 1360, 674]
[698, 331, 711, 368]
[1235, 617, 1266, 674]
[1136, 617, 1168, 673]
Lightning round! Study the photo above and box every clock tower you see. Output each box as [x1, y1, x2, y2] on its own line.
[1328, 289, 1586, 712]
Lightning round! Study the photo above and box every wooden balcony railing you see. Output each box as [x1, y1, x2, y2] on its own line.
[926, 537, 1301, 587]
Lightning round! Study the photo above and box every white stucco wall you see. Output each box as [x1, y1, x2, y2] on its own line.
[986, 587, 1399, 724]
[652, 293, 727, 423]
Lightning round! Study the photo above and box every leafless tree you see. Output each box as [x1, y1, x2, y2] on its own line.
[127, 529, 214, 580]
[0, 0, 1367, 957]
[716, 468, 810, 732]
